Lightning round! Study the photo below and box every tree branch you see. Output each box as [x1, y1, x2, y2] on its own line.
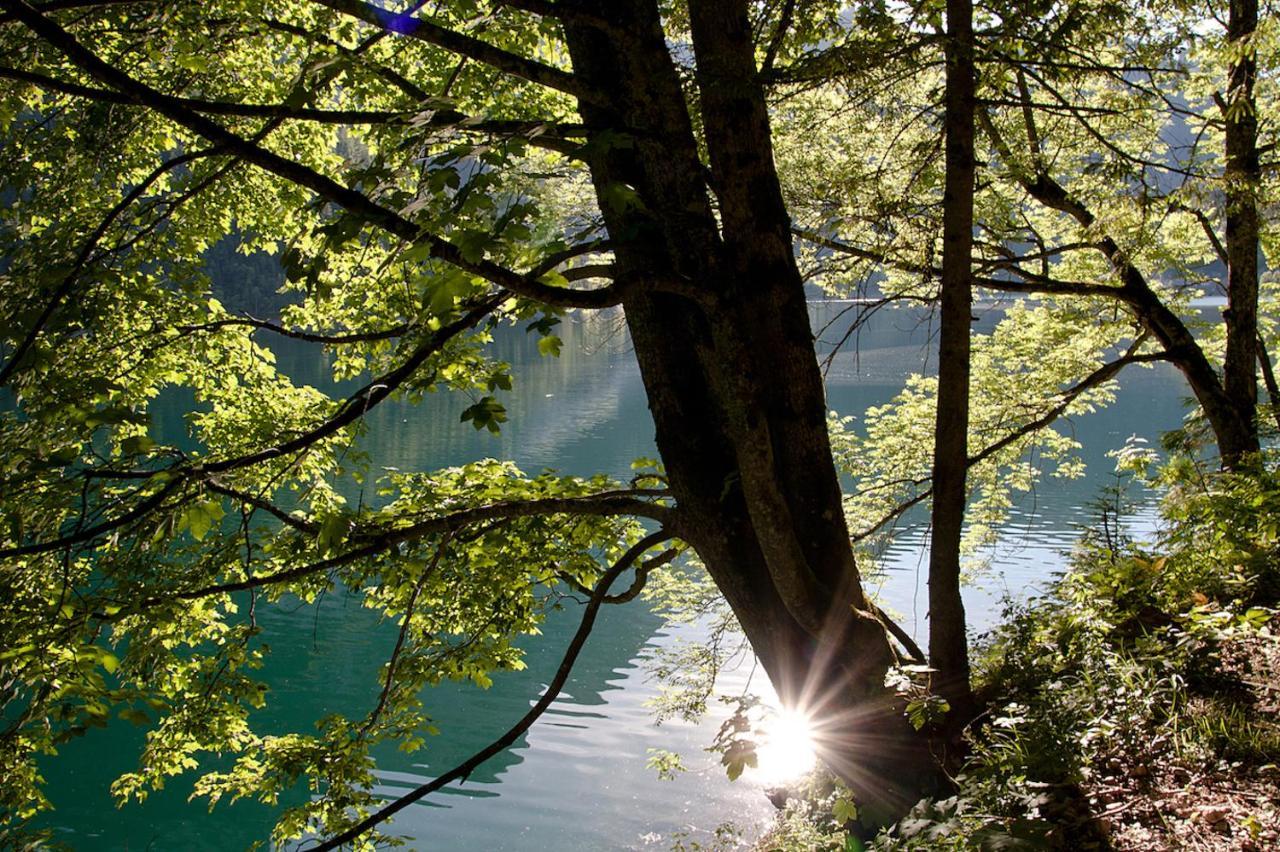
[793, 226, 1124, 300]
[107, 492, 673, 614]
[849, 347, 1168, 544]
[174, 315, 415, 345]
[869, 602, 926, 663]
[760, 0, 796, 76]
[204, 480, 318, 536]
[3, 297, 501, 557]
[0, 65, 409, 122]
[558, 542, 681, 603]
[307, 0, 599, 104]
[306, 529, 671, 851]
[0, 146, 217, 386]
[2, 0, 621, 309]
[1, 62, 592, 158]
[196, 296, 503, 475]
[0, 0, 151, 23]
[360, 530, 453, 736]
[0, 476, 185, 558]
[1173, 202, 1229, 269]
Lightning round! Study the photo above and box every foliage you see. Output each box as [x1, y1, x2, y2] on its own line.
[871, 457, 1280, 849]
[764, 455, 1280, 849]
[641, 555, 745, 726]
[751, 770, 855, 852]
[204, 235, 292, 318]
[1, 0, 1277, 845]
[832, 300, 1131, 567]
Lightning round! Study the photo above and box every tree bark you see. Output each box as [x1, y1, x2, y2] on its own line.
[1222, 0, 1261, 469]
[928, 0, 976, 723]
[560, 0, 940, 824]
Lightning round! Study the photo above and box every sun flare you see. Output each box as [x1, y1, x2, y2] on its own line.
[753, 708, 818, 784]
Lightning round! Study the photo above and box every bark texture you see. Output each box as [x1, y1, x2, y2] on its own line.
[1222, 0, 1261, 468]
[929, 0, 976, 722]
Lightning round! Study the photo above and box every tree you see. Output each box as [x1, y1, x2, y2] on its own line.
[928, 0, 978, 722]
[790, 0, 1276, 533]
[0, 0, 937, 845]
[1, 0, 1275, 846]
[967, 0, 1274, 470]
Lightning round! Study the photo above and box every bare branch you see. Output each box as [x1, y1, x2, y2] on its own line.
[560, 263, 615, 282]
[869, 602, 925, 664]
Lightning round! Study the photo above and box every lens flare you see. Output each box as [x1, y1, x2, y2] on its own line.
[753, 707, 818, 784]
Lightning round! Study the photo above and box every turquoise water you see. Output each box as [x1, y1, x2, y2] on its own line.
[37, 303, 1192, 850]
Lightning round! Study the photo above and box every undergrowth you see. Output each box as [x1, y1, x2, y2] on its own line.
[760, 456, 1280, 851]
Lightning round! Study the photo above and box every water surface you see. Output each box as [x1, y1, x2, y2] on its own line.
[39, 302, 1194, 850]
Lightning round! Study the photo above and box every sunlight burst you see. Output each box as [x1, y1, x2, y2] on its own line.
[753, 708, 818, 784]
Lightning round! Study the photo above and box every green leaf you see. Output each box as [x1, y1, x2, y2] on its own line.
[460, 397, 508, 433]
[184, 500, 224, 542]
[120, 435, 157, 455]
[455, 229, 491, 264]
[833, 795, 859, 824]
[426, 270, 473, 316]
[316, 513, 351, 555]
[186, 505, 211, 542]
[537, 335, 562, 358]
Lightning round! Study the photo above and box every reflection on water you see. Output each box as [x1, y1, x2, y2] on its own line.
[40, 303, 1195, 850]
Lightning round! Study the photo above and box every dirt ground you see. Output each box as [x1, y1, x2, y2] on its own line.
[1087, 630, 1280, 851]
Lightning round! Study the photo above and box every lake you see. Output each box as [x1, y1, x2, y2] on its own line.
[36, 301, 1194, 850]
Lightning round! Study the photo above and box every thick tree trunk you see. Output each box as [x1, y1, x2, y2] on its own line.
[929, 0, 976, 722]
[1222, 0, 1261, 469]
[561, 0, 940, 824]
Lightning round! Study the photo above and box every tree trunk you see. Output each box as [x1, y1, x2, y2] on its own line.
[1257, 339, 1280, 433]
[929, 0, 976, 723]
[1222, 0, 1261, 469]
[561, 0, 940, 824]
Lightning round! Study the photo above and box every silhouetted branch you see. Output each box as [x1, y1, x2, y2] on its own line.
[306, 529, 671, 851]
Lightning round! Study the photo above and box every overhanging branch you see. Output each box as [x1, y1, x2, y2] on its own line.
[306, 529, 671, 851]
[849, 347, 1169, 544]
[307, 0, 599, 104]
[3, 0, 620, 309]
